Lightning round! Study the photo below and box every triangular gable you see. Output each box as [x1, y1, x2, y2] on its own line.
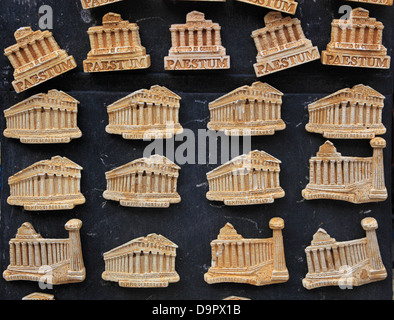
[106, 154, 180, 176]
[104, 233, 178, 257]
[207, 150, 281, 177]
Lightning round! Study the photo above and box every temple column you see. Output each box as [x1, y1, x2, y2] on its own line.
[369, 138, 387, 199]
[179, 28, 186, 46]
[65, 219, 84, 274]
[206, 28, 212, 46]
[214, 27, 221, 46]
[270, 218, 288, 280]
[361, 218, 385, 274]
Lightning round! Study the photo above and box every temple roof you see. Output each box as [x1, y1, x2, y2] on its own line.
[308, 84, 385, 110]
[209, 82, 283, 107]
[107, 85, 181, 111]
[105, 154, 180, 176]
[207, 150, 281, 178]
[104, 233, 178, 257]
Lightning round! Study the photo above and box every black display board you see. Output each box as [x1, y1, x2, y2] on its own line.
[0, 0, 392, 301]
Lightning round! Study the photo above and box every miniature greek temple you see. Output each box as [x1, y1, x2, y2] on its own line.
[7, 156, 85, 211]
[3, 89, 82, 144]
[3, 219, 85, 285]
[237, 0, 298, 15]
[83, 13, 150, 72]
[302, 218, 387, 289]
[103, 154, 181, 208]
[321, 8, 390, 69]
[164, 11, 230, 70]
[251, 11, 320, 77]
[302, 138, 387, 204]
[102, 233, 179, 288]
[206, 150, 285, 206]
[204, 219, 289, 286]
[207, 81, 285, 136]
[4, 27, 77, 93]
[306, 84, 386, 139]
[80, 0, 123, 9]
[106, 85, 183, 140]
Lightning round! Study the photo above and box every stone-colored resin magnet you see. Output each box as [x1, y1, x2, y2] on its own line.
[346, 0, 392, 4]
[3, 219, 85, 285]
[4, 27, 77, 93]
[302, 138, 387, 203]
[164, 11, 230, 70]
[303, 218, 387, 290]
[321, 8, 390, 69]
[208, 81, 285, 136]
[252, 11, 320, 77]
[306, 85, 386, 139]
[7, 156, 86, 211]
[102, 233, 179, 287]
[204, 219, 289, 286]
[81, 0, 123, 9]
[3, 89, 82, 144]
[237, 0, 298, 15]
[106, 85, 183, 140]
[103, 154, 181, 208]
[83, 13, 150, 72]
[206, 150, 285, 206]
[22, 293, 55, 300]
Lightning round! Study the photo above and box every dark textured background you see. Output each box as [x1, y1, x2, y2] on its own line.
[0, 0, 392, 300]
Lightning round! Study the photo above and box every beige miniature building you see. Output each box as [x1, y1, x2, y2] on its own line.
[4, 27, 77, 93]
[7, 156, 85, 211]
[345, 0, 393, 5]
[102, 233, 179, 288]
[204, 219, 289, 286]
[3, 219, 85, 285]
[306, 85, 386, 139]
[252, 11, 320, 77]
[106, 85, 183, 140]
[208, 81, 285, 136]
[321, 8, 390, 69]
[206, 150, 285, 206]
[303, 218, 387, 289]
[3, 89, 82, 144]
[302, 138, 387, 204]
[103, 155, 181, 208]
[83, 13, 150, 73]
[164, 11, 230, 70]
[81, 0, 123, 9]
[237, 0, 298, 15]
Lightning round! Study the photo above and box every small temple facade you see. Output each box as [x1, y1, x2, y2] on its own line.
[251, 11, 320, 77]
[207, 81, 285, 136]
[3, 219, 85, 285]
[303, 218, 387, 289]
[106, 85, 183, 140]
[206, 150, 285, 206]
[204, 219, 289, 286]
[103, 154, 181, 208]
[306, 84, 386, 139]
[3, 89, 82, 144]
[102, 233, 179, 288]
[321, 8, 390, 69]
[302, 138, 387, 204]
[164, 11, 230, 70]
[7, 156, 85, 211]
[4, 27, 76, 93]
[83, 13, 150, 72]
